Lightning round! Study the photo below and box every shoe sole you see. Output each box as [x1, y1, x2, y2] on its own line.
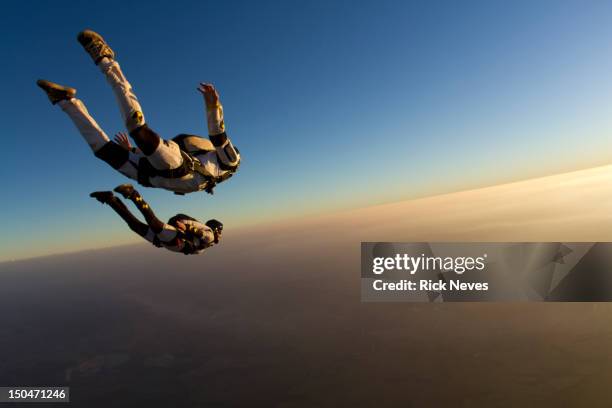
[36, 79, 76, 95]
[89, 192, 114, 203]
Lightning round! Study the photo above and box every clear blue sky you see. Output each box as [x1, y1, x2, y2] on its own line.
[3, 0, 612, 260]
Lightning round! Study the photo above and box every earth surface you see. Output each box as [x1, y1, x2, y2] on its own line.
[3, 166, 612, 407]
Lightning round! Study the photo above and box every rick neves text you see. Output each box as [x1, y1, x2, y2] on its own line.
[373, 279, 489, 291]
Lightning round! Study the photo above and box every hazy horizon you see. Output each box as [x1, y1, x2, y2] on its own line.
[4, 162, 612, 262]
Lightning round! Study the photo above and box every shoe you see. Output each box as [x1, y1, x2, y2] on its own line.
[90, 191, 115, 204]
[36, 80, 76, 105]
[114, 183, 136, 199]
[77, 29, 115, 65]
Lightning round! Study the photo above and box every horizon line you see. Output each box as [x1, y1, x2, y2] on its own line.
[3, 162, 612, 264]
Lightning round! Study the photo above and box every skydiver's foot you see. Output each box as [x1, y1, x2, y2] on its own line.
[36, 80, 76, 105]
[113, 183, 136, 199]
[77, 29, 115, 65]
[90, 191, 115, 204]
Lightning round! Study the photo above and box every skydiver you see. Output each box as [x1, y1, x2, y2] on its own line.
[37, 29, 240, 195]
[90, 184, 223, 255]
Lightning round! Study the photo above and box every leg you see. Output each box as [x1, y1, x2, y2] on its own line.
[98, 57, 146, 132]
[113, 184, 181, 246]
[57, 98, 139, 180]
[113, 184, 165, 233]
[99, 58, 183, 170]
[58, 98, 109, 152]
[90, 192, 148, 236]
[77, 31, 182, 172]
[77, 30, 144, 132]
[108, 197, 149, 237]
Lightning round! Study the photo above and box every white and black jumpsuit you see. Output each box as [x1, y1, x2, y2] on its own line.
[105, 189, 217, 255]
[57, 57, 240, 194]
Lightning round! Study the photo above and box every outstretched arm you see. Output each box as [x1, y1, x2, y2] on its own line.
[197, 83, 241, 170]
[198, 82, 225, 135]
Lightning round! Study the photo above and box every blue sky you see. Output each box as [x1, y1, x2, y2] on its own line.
[3, 0, 612, 260]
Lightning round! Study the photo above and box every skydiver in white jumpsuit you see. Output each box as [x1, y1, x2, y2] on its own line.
[37, 30, 240, 195]
[90, 184, 223, 255]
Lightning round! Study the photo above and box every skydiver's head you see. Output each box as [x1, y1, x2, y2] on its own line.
[206, 219, 224, 243]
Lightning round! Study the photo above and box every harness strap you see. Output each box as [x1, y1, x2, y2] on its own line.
[137, 149, 237, 194]
[137, 151, 192, 188]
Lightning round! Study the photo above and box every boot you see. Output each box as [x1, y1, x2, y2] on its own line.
[77, 29, 115, 65]
[36, 80, 76, 105]
[113, 183, 136, 199]
[89, 191, 115, 204]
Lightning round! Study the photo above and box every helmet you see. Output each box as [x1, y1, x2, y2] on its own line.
[206, 219, 223, 232]
[206, 219, 223, 243]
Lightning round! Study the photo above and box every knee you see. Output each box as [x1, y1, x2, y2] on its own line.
[127, 111, 145, 132]
[94, 141, 129, 169]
